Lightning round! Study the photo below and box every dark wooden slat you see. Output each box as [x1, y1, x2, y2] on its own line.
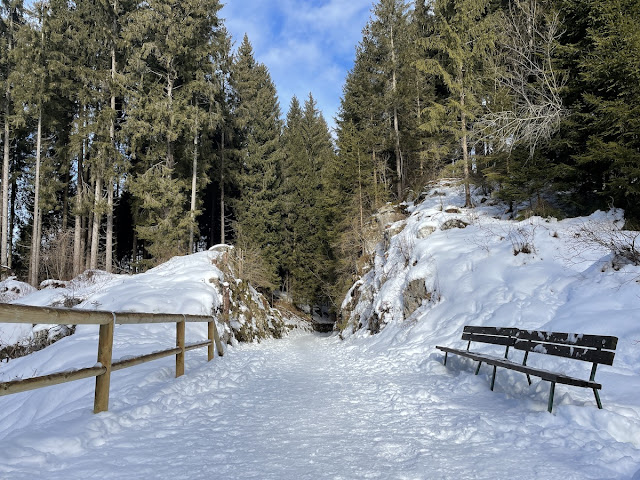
[437, 345, 603, 389]
[0, 366, 107, 396]
[515, 330, 618, 350]
[462, 332, 515, 347]
[514, 340, 616, 365]
[477, 356, 602, 389]
[463, 326, 518, 337]
[436, 346, 506, 363]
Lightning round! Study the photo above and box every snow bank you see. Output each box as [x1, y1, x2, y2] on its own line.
[340, 181, 640, 477]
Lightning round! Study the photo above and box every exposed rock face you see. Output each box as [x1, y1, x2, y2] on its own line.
[210, 277, 287, 344]
[403, 279, 428, 319]
[417, 224, 436, 239]
[362, 204, 408, 257]
[441, 218, 469, 230]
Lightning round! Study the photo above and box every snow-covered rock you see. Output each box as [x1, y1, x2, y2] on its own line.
[0, 249, 299, 363]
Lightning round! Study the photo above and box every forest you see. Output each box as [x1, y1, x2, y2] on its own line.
[1, 0, 639, 312]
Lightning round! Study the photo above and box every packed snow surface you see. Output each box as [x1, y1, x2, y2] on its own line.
[1, 183, 640, 478]
[0, 332, 638, 479]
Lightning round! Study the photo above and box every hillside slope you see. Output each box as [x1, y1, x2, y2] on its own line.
[339, 182, 640, 471]
[0, 248, 304, 362]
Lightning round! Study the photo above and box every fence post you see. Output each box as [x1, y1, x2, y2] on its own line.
[94, 314, 115, 413]
[207, 319, 214, 361]
[176, 317, 185, 377]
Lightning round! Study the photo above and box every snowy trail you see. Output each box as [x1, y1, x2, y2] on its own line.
[0, 332, 636, 479]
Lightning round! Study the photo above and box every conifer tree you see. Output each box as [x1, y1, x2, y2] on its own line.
[124, 0, 222, 264]
[10, 1, 52, 285]
[369, 0, 411, 198]
[572, 0, 640, 218]
[0, 0, 23, 273]
[213, 27, 234, 245]
[418, 0, 498, 207]
[281, 94, 336, 304]
[230, 35, 282, 289]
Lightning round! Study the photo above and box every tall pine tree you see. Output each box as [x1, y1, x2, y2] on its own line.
[230, 35, 282, 290]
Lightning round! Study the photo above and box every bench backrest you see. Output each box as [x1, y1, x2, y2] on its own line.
[462, 326, 518, 347]
[514, 330, 618, 366]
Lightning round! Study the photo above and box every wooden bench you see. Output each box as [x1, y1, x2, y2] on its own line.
[436, 326, 618, 412]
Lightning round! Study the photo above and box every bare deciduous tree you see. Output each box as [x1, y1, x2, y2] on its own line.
[476, 0, 566, 155]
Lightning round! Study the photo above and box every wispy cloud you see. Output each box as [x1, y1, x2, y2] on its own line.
[221, 0, 373, 130]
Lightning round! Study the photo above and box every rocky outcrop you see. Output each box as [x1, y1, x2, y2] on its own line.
[403, 279, 428, 319]
[441, 218, 469, 230]
[208, 277, 287, 344]
[362, 204, 408, 257]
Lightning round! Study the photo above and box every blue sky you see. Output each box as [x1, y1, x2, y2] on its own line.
[221, 0, 375, 131]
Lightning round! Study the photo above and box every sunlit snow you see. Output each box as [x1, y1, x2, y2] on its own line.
[1, 183, 639, 479]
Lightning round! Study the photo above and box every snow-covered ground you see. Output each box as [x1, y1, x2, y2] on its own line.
[0, 332, 638, 479]
[0, 182, 639, 478]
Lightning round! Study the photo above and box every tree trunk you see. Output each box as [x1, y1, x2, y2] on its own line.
[373, 150, 379, 207]
[106, 26, 117, 273]
[90, 176, 103, 269]
[2, 107, 9, 271]
[106, 178, 113, 272]
[416, 72, 424, 175]
[166, 75, 174, 170]
[29, 111, 43, 286]
[460, 78, 472, 208]
[390, 23, 403, 199]
[73, 134, 86, 276]
[219, 130, 225, 244]
[1, 6, 13, 274]
[357, 147, 364, 235]
[9, 176, 16, 270]
[189, 113, 198, 253]
[62, 167, 70, 230]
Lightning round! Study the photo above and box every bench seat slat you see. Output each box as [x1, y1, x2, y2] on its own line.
[515, 330, 618, 350]
[463, 326, 518, 337]
[436, 346, 504, 363]
[514, 340, 616, 365]
[477, 357, 602, 389]
[436, 346, 602, 389]
[461, 333, 515, 347]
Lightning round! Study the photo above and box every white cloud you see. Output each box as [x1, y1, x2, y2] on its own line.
[221, 0, 373, 129]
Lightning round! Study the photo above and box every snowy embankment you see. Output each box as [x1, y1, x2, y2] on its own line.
[0, 183, 639, 479]
[340, 181, 640, 478]
[0, 248, 297, 363]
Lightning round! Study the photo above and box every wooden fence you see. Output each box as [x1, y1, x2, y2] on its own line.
[0, 303, 224, 413]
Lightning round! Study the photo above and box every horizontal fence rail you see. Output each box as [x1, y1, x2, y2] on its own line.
[0, 304, 224, 413]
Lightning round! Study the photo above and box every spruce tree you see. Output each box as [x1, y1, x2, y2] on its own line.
[572, 0, 640, 219]
[418, 0, 498, 207]
[230, 34, 282, 290]
[0, 0, 23, 273]
[369, 0, 412, 198]
[123, 0, 223, 265]
[281, 94, 336, 305]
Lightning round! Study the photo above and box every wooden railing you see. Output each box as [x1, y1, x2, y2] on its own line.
[0, 303, 225, 413]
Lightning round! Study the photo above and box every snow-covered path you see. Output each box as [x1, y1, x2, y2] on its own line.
[0, 332, 637, 479]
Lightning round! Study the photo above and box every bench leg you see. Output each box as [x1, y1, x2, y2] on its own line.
[593, 388, 603, 409]
[490, 365, 497, 391]
[475, 361, 482, 375]
[443, 352, 448, 366]
[526, 374, 532, 386]
[548, 382, 556, 413]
